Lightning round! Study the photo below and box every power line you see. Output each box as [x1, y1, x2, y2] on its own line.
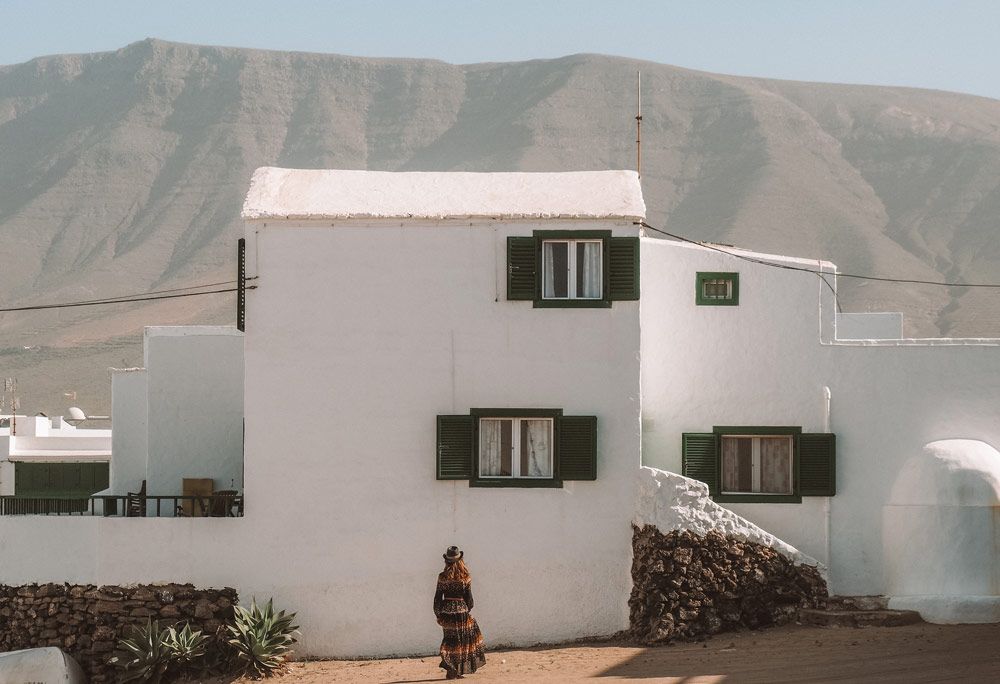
[638, 222, 1000, 289]
[0, 281, 255, 313]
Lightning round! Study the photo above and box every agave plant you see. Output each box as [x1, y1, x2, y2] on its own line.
[162, 622, 209, 675]
[110, 618, 172, 684]
[227, 597, 300, 677]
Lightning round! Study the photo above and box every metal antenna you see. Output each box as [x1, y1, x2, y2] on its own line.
[636, 70, 642, 179]
[4, 377, 16, 435]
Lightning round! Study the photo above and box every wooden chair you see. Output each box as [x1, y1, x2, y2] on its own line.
[210, 490, 238, 517]
[126, 480, 146, 517]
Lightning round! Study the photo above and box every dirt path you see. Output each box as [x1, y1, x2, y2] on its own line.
[255, 622, 1000, 683]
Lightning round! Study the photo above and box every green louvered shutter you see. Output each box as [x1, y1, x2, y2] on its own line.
[507, 236, 537, 300]
[608, 237, 640, 300]
[558, 415, 597, 480]
[682, 433, 719, 495]
[799, 433, 836, 496]
[437, 415, 474, 480]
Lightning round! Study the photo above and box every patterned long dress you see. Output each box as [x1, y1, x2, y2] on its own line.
[433, 574, 486, 675]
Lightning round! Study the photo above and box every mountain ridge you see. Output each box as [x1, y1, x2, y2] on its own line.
[2, 39, 999, 414]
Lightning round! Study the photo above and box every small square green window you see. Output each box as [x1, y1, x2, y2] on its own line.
[696, 272, 739, 306]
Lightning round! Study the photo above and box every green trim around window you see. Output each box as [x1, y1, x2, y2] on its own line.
[682, 426, 835, 504]
[436, 408, 598, 488]
[470, 408, 564, 487]
[505, 230, 639, 308]
[713, 426, 801, 503]
[534, 230, 612, 309]
[714, 426, 801, 435]
[696, 272, 739, 306]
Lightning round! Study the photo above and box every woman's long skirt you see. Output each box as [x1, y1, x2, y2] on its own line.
[438, 598, 486, 675]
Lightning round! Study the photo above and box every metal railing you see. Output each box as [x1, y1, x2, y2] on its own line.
[0, 493, 244, 518]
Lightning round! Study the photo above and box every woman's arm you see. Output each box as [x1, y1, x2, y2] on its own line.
[433, 583, 444, 617]
[464, 582, 474, 611]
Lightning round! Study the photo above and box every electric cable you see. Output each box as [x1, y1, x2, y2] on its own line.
[0, 280, 256, 313]
[638, 222, 1000, 289]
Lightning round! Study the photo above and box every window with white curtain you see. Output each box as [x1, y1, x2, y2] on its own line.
[542, 240, 602, 300]
[721, 435, 793, 494]
[479, 417, 553, 478]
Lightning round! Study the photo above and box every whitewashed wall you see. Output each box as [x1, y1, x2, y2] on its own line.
[144, 327, 244, 497]
[110, 369, 148, 494]
[242, 217, 642, 656]
[0, 437, 11, 496]
[640, 238, 1000, 598]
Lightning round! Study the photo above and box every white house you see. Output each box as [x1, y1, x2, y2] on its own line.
[240, 168, 647, 653]
[639, 239, 1000, 622]
[0, 413, 111, 512]
[1, 168, 998, 659]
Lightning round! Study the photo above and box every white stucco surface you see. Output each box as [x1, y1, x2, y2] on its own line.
[634, 467, 823, 574]
[110, 369, 148, 494]
[144, 327, 244, 498]
[836, 312, 903, 340]
[242, 168, 646, 220]
[241, 213, 642, 656]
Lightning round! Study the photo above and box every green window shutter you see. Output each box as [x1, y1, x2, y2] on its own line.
[437, 415, 474, 480]
[608, 237, 640, 300]
[682, 433, 719, 495]
[799, 433, 836, 496]
[507, 236, 538, 300]
[559, 415, 597, 480]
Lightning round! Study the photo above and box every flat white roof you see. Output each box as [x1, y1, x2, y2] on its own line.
[242, 168, 646, 221]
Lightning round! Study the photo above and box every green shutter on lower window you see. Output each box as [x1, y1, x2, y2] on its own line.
[682, 433, 719, 495]
[608, 237, 640, 300]
[559, 415, 597, 480]
[799, 433, 836, 496]
[507, 236, 538, 300]
[436, 415, 474, 480]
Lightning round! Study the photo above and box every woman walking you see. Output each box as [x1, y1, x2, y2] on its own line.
[433, 546, 486, 679]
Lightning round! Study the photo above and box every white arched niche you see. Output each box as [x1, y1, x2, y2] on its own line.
[882, 439, 1000, 623]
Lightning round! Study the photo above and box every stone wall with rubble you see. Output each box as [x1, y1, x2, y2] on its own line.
[0, 582, 237, 681]
[630, 467, 827, 643]
[629, 525, 827, 642]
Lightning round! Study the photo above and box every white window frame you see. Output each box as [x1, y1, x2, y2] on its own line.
[721, 434, 793, 495]
[478, 416, 554, 479]
[541, 239, 603, 300]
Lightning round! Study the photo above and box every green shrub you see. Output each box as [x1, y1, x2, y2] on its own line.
[226, 597, 300, 677]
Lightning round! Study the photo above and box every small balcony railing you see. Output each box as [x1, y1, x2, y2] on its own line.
[0, 492, 244, 518]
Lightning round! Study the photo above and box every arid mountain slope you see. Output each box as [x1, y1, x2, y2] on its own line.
[1, 40, 998, 414]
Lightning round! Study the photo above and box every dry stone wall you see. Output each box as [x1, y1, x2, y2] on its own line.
[0, 582, 237, 681]
[629, 525, 827, 643]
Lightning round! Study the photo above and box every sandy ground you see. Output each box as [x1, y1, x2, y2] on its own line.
[214, 622, 1000, 683]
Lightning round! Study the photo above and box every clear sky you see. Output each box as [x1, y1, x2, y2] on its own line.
[3, 0, 999, 100]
